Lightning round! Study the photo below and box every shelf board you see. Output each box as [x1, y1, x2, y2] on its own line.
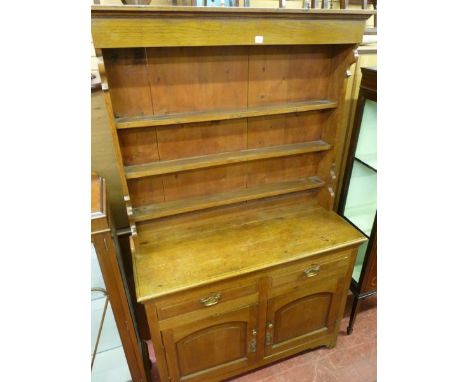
[125, 140, 331, 179]
[115, 100, 338, 129]
[133, 176, 325, 222]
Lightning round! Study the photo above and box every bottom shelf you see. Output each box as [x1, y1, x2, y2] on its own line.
[133, 176, 325, 222]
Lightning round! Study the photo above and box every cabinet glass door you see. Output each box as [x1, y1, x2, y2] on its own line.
[343, 161, 376, 237]
[342, 99, 377, 284]
[352, 241, 369, 283]
[355, 100, 377, 170]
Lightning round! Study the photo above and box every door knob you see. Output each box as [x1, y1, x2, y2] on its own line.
[266, 322, 273, 346]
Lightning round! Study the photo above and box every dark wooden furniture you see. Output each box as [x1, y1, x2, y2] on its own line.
[91, 6, 373, 381]
[337, 67, 377, 335]
[91, 173, 150, 382]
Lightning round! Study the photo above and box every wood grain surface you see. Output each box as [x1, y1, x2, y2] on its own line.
[134, 194, 365, 301]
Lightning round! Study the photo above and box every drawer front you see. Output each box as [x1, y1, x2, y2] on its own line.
[156, 278, 258, 322]
[268, 250, 352, 296]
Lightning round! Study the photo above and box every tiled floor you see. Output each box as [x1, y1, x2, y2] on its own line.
[148, 295, 376, 382]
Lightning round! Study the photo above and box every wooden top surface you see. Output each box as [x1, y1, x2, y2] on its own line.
[134, 194, 366, 302]
[91, 5, 375, 19]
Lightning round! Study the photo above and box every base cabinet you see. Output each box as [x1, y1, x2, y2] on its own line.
[150, 249, 356, 382]
[162, 305, 258, 382]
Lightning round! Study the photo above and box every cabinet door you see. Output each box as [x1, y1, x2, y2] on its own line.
[162, 305, 258, 382]
[264, 277, 345, 357]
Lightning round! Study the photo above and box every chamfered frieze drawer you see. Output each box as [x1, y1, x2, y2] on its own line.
[267, 249, 353, 296]
[155, 277, 259, 322]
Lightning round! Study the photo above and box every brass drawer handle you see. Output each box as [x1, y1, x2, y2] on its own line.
[304, 265, 321, 278]
[200, 292, 221, 307]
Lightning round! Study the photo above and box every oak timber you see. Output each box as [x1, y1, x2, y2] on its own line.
[134, 194, 366, 302]
[91, 6, 374, 49]
[115, 100, 337, 129]
[91, 7, 373, 381]
[125, 140, 331, 179]
[132, 177, 325, 222]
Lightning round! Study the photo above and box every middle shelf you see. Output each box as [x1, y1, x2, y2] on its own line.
[115, 99, 337, 129]
[125, 140, 331, 179]
[132, 176, 325, 222]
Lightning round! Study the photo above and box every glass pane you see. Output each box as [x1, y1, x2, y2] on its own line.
[91, 243, 105, 301]
[352, 241, 369, 283]
[91, 243, 131, 382]
[92, 346, 131, 382]
[344, 160, 376, 236]
[355, 99, 377, 170]
[91, 298, 122, 355]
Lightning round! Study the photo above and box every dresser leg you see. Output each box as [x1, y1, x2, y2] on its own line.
[347, 295, 362, 335]
[326, 337, 337, 349]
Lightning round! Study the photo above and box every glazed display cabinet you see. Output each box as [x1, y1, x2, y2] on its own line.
[338, 67, 377, 335]
[91, 6, 373, 381]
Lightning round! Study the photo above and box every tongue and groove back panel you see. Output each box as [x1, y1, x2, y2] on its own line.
[102, 45, 350, 214]
[104, 45, 331, 119]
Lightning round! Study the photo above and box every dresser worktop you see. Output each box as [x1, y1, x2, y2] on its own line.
[133, 194, 365, 302]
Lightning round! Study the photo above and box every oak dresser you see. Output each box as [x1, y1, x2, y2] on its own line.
[91, 6, 373, 381]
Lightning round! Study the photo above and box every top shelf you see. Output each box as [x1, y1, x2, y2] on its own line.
[115, 100, 337, 129]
